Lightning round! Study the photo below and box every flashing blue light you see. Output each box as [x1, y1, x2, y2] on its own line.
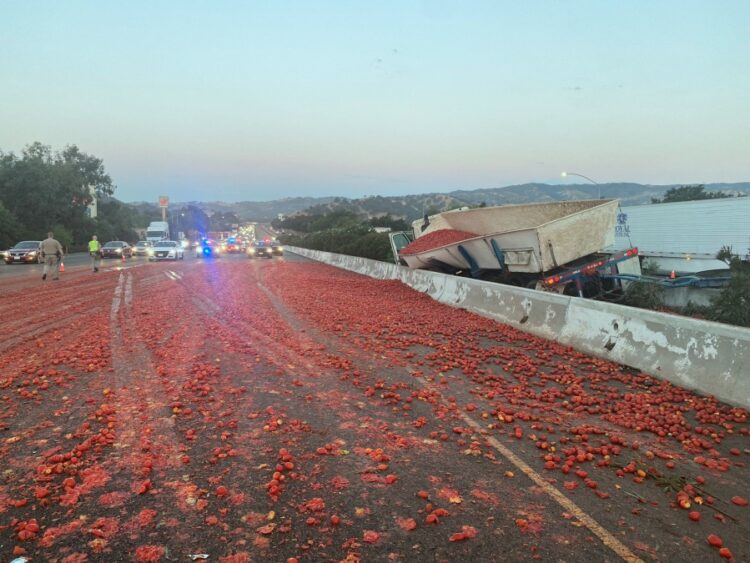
[228, 237, 235, 243]
[203, 247, 211, 255]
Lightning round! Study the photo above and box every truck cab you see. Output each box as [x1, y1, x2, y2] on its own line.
[146, 221, 170, 243]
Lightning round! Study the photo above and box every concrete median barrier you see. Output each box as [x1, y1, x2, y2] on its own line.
[289, 247, 750, 408]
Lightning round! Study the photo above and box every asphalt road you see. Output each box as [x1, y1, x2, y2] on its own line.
[0, 252, 147, 280]
[0, 253, 748, 562]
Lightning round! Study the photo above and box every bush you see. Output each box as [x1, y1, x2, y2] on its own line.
[49, 224, 74, 252]
[0, 201, 22, 248]
[710, 258, 750, 327]
[280, 224, 393, 262]
[621, 260, 664, 310]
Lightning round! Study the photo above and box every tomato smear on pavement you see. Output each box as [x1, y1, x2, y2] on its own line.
[0, 258, 747, 561]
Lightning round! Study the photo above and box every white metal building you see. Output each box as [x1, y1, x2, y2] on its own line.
[86, 185, 97, 218]
[608, 197, 750, 273]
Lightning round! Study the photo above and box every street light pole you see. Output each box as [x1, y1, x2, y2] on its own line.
[561, 171, 601, 199]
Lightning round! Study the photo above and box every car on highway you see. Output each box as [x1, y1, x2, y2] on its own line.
[247, 238, 284, 259]
[2, 241, 43, 264]
[148, 240, 184, 261]
[222, 237, 244, 253]
[101, 241, 133, 259]
[196, 239, 221, 258]
[133, 241, 153, 256]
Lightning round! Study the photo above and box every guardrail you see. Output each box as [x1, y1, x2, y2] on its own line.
[289, 247, 750, 409]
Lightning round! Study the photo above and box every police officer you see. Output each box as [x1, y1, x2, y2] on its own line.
[40, 231, 64, 281]
[88, 235, 102, 272]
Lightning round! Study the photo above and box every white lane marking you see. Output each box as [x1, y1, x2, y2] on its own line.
[111, 272, 124, 319]
[414, 378, 644, 563]
[124, 273, 133, 305]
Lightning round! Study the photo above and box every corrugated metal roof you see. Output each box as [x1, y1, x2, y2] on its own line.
[610, 197, 750, 256]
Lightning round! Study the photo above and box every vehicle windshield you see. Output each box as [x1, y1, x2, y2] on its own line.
[135, 241, 150, 247]
[103, 242, 123, 248]
[13, 241, 40, 249]
[148, 231, 167, 238]
[156, 241, 177, 247]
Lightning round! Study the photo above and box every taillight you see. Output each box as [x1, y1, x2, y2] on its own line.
[544, 275, 561, 286]
[584, 260, 604, 273]
[626, 247, 639, 257]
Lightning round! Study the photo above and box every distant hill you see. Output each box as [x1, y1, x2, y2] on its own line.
[158, 182, 750, 223]
[177, 197, 338, 221]
[447, 182, 750, 208]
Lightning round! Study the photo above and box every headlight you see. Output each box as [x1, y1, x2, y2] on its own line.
[181, 240, 189, 248]
[277, 247, 284, 252]
[115, 248, 122, 253]
[147, 249, 154, 255]
[28, 251, 37, 256]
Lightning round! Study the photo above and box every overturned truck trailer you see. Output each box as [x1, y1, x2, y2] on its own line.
[391, 199, 641, 298]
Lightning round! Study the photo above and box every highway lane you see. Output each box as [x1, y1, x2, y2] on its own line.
[0, 248, 280, 280]
[0, 252, 152, 280]
[0, 253, 748, 562]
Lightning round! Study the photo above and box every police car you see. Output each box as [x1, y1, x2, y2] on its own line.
[247, 238, 283, 259]
[196, 239, 221, 258]
[222, 237, 244, 253]
[148, 240, 185, 261]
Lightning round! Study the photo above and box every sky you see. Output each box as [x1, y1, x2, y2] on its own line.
[1, 1, 749, 203]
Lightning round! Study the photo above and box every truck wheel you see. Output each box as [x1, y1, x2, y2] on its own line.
[562, 282, 580, 296]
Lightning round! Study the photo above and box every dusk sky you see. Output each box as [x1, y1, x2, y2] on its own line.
[2, 1, 748, 203]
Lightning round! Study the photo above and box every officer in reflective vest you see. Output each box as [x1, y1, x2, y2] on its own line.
[89, 235, 102, 272]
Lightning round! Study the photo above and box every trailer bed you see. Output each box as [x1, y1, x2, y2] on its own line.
[401, 199, 619, 274]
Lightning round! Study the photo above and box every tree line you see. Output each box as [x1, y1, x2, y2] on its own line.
[273, 210, 409, 262]
[0, 142, 224, 250]
[0, 142, 153, 250]
[651, 184, 739, 204]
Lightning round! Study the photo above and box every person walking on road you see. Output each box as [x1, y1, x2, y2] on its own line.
[88, 235, 102, 272]
[41, 231, 64, 281]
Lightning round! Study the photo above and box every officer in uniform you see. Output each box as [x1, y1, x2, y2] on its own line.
[88, 235, 102, 272]
[40, 231, 64, 281]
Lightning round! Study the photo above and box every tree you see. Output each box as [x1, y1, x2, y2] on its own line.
[0, 143, 114, 242]
[49, 223, 74, 251]
[621, 260, 664, 310]
[211, 211, 240, 231]
[651, 184, 732, 204]
[177, 205, 211, 237]
[710, 249, 750, 327]
[369, 214, 409, 231]
[0, 201, 23, 249]
[96, 199, 141, 242]
[277, 208, 395, 262]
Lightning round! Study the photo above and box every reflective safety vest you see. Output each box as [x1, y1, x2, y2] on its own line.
[89, 240, 101, 252]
